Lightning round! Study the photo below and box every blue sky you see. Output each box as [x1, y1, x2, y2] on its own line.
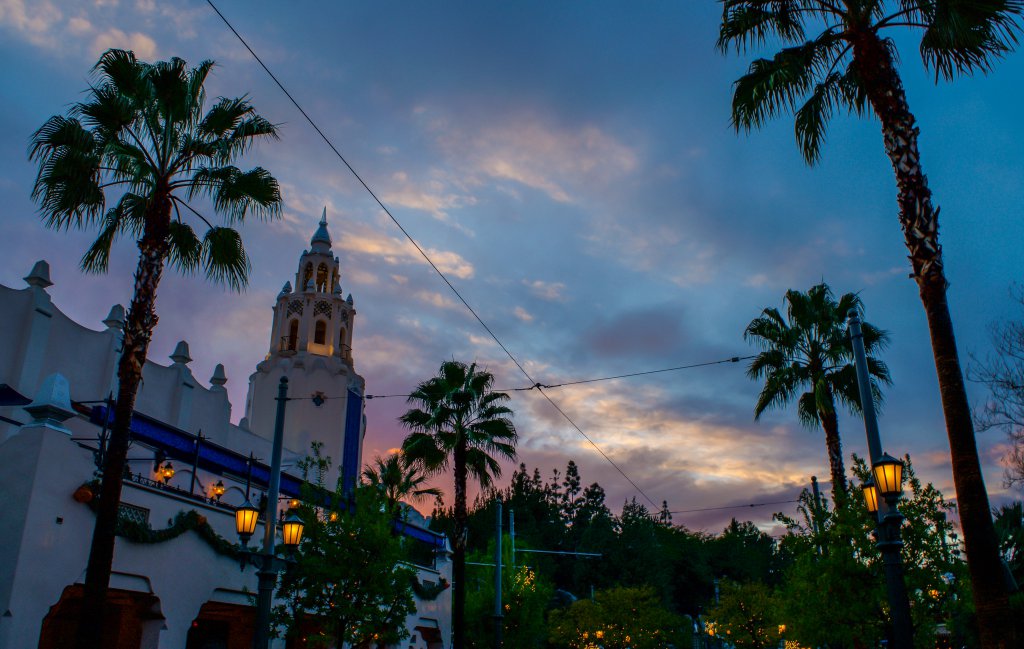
[1, 0, 1022, 532]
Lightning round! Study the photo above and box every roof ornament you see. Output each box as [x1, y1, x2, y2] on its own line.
[310, 206, 332, 251]
[170, 341, 192, 365]
[24, 260, 53, 290]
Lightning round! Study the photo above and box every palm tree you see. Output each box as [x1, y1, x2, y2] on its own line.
[29, 49, 281, 649]
[400, 361, 517, 649]
[717, 2, 1022, 644]
[745, 284, 890, 500]
[362, 452, 443, 519]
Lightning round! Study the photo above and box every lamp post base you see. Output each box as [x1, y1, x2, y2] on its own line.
[877, 505, 914, 649]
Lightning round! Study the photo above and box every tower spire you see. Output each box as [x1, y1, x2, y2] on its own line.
[310, 206, 332, 252]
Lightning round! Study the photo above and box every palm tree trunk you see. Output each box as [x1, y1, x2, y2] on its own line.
[452, 438, 468, 649]
[819, 406, 847, 501]
[77, 197, 170, 649]
[851, 30, 1012, 649]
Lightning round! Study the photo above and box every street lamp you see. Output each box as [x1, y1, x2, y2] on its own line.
[848, 310, 914, 649]
[212, 480, 226, 501]
[235, 499, 260, 547]
[159, 461, 175, 484]
[862, 479, 880, 514]
[873, 453, 904, 497]
[281, 510, 305, 549]
[235, 377, 294, 649]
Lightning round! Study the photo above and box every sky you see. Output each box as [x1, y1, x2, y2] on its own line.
[1, 0, 1022, 534]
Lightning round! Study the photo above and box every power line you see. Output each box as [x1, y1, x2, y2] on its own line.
[668, 499, 801, 515]
[203, 0, 664, 509]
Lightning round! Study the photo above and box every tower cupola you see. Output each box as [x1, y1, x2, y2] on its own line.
[263, 208, 356, 364]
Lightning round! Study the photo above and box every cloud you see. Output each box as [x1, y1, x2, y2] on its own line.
[0, 0, 63, 47]
[381, 170, 477, 228]
[337, 226, 474, 280]
[513, 306, 533, 322]
[524, 279, 566, 301]
[433, 113, 638, 204]
[92, 27, 156, 58]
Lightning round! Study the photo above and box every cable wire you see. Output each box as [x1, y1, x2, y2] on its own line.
[205, 0, 716, 509]
[669, 499, 800, 515]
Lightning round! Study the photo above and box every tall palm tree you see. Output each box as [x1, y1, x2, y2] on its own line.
[745, 284, 890, 500]
[362, 452, 443, 519]
[29, 49, 281, 649]
[400, 361, 517, 649]
[717, 2, 1022, 644]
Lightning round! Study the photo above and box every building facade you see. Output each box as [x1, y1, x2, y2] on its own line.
[0, 214, 451, 649]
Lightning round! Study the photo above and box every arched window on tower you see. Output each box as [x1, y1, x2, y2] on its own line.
[302, 263, 313, 290]
[314, 320, 327, 345]
[287, 319, 299, 351]
[316, 263, 329, 292]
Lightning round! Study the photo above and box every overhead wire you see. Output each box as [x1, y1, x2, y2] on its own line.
[204, 0, 753, 511]
[668, 499, 801, 515]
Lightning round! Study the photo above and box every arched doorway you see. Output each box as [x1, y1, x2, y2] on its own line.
[38, 584, 163, 649]
[185, 602, 254, 649]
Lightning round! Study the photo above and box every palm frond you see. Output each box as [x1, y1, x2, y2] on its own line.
[167, 220, 202, 275]
[187, 166, 282, 222]
[920, 0, 1023, 80]
[731, 33, 845, 133]
[201, 226, 250, 291]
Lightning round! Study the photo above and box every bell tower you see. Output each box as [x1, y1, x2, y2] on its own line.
[242, 209, 364, 489]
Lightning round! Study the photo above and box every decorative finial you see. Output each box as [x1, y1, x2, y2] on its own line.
[310, 208, 332, 251]
[24, 260, 53, 290]
[333, 282, 342, 295]
[23, 373, 76, 429]
[103, 304, 125, 330]
[278, 281, 292, 298]
[346, 293, 354, 305]
[210, 364, 227, 387]
[170, 341, 192, 365]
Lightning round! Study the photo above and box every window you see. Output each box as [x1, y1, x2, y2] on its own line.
[302, 263, 313, 290]
[287, 320, 299, 351]
[316, 263, 329, 292]
[314, 320, 327, 345]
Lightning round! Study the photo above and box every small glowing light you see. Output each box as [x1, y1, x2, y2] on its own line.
[159, 462, 175, 483]
[212, 480, 226, 500]
[862, 481, 880, 514]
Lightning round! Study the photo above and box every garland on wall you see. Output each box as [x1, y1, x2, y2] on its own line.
[74, 482, 243, 559]
[410, 574, 450, 600]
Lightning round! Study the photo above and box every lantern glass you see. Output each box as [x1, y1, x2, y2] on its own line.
[872, 453, 904, 498]
[235, 500, 260, 540]
[212, 480, 226, 499]
[281, 511, 304, 548]
[160, 462, 175, 483]
[862, 481, 880, 513]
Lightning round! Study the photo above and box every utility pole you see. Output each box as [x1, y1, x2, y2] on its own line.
[493, 498, 503, 649]
[253, 377, 289, 649]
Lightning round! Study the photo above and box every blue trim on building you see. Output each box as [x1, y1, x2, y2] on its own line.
[340, 389, 362, 497]
[86, 404, 446, 548]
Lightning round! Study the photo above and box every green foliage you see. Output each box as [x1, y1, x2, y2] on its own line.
[78, 481, 242, 558]
[745, 283, 890, 495]
[717, 0, 1024, 164]
[29, 48, 281, 286]
[772, 455, 972, 649]
[362, 451, 441, 519]
[705, 581, 780, 649]
[994, 502, 1024, 586]
[273, 448, 415, 648]
[548, 586, 684, 649]
[464, 536, 554, 649]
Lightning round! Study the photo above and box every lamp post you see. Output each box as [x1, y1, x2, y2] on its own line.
[848, 310, 914, 649]
[234, 377, 304, 649]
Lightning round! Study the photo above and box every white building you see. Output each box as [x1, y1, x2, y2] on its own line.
[0, 214, 451, 649]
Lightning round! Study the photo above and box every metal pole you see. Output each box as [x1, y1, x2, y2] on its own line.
[848, 310, 914, 649]
[190, 431, 203, 495]
[493, 498, 504, 649]
[810, 476, 823, 555]
[847, 310, 883, 464]
[253, 377, 289, 649]
[509, 508, 516, 571]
